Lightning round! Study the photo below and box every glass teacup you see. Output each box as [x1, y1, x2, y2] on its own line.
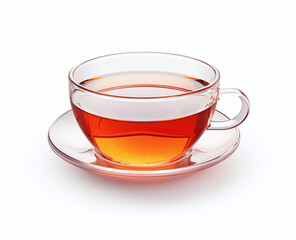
[69, 52, 249, 169]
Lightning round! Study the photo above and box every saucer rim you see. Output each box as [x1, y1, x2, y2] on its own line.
[48, 110, 240, 176]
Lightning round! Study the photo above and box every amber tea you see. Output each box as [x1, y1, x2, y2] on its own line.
[71, 72, 216, 166]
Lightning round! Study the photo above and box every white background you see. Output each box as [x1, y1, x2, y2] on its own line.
[1, 0, 295, 239]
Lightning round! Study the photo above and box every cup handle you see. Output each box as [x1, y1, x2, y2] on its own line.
[208, 88, 250, 130]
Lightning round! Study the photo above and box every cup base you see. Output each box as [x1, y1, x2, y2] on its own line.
[94, 149, 193, 170]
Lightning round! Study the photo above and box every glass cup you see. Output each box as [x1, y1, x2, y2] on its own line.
[69, 52, 249, 169]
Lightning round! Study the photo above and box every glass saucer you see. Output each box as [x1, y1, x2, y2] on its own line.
[48, 110, 240, 182]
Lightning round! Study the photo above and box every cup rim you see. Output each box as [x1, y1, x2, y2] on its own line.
[68, 52, 220, 99]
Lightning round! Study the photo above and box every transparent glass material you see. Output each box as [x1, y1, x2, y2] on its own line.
[68, 52, 249, 169]
[48, 110, 240, 182]
[69, 53, 221, 123]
